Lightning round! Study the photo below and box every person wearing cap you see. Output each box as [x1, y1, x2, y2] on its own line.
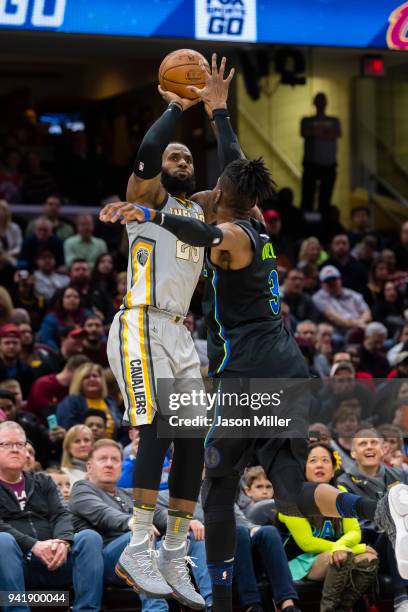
[0, 324, 35, 399]
[263, 209, 296, 265]
[313, 265, 371, 338]
[35, 325, 86, 378]
[310, 360, 373, 424]
[33, 248, 69, 302]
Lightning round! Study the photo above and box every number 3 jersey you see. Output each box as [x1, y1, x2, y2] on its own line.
[202, 218, 309, 379]
[123, 194, 204, 317]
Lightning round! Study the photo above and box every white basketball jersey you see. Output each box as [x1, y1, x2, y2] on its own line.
[123, 194, 204, 317]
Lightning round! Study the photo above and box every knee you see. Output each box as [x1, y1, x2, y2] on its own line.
[0, 533, 22, 569]
[253, 525, 280, 544]
[202, 475, 236, 518]
[0, 532, 20, 554]
[235, 525, 250, 542]
[74, 529, 103, 551]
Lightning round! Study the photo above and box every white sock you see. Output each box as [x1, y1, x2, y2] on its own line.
[130, 504, 155, 546]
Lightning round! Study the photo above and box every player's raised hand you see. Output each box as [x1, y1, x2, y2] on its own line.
[187, 53, 235, 112]
[158, 85, 200, 111]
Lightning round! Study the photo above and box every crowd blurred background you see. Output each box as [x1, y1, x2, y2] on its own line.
[0, 109, 407, 611]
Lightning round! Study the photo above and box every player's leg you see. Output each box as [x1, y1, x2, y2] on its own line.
[157, 436, 206, 609]
[156, 321, 207, 608]
[108, 310, 173, 597]
[115, 418, 174, 597]
[202, 433, 252, 612]
[202, 471, 240, 612]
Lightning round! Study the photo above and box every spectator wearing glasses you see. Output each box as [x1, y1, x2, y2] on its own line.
[0, 421, 104, 612]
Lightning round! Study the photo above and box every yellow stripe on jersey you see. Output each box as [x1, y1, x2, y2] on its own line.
[122, 309, 138, 423]
[138, 305, 154, 423]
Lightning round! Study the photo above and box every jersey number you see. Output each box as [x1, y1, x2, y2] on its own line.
[176, 240, 200, 263]
[268, 269, 281, 315]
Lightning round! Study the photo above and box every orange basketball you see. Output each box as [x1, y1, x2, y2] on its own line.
[159, 49, 209, 100]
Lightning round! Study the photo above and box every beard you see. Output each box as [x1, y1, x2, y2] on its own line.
[161, 170, 196, 196]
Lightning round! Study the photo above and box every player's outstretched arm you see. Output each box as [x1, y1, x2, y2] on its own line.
[108, 203, 250, 253]
[126, 91, 199, 209]
[189, 53, 243, 171]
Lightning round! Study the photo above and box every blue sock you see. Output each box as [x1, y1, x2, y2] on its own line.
[207, 561, 233, 586]
[336, 492, 360, 517]
[336, 492, 376, 520]
[208, 562, 234, 612]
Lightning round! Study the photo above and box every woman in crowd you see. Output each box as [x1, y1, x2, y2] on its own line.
[61, 424, 93, 485]
[367, 256, 390, 306]
[279, 443, 378, 612]
[0, 199, 22, 265]
[91, 252, 117, 296]
[298, 237, 328, 267]
[18, 321, 49, 368]
[372, 281, 407, 339]
[38, 285, 89, 350]
[56, 362, 121, 438]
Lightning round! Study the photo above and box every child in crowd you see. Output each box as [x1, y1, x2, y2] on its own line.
[46, 466, 71, 502]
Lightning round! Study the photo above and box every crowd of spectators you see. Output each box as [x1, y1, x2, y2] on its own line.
[0, 157, 407, 611]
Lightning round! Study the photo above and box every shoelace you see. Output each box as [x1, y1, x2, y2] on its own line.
[171, 555, 197, 584]
[131, 548, 163, 581]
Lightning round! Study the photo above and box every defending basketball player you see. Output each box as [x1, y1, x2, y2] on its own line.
[100, 54, 237, 608]
[116, 158, 408, 612]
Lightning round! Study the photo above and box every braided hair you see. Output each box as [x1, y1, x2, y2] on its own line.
[219, 158, 277, 211]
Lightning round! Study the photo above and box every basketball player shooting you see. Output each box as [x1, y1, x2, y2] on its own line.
[116, 156, 408, 612]
[100, 53, 239, 609]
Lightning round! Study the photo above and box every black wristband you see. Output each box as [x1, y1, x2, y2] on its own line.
[212, 108, 229, 118]
[133, 103, 183, 179]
